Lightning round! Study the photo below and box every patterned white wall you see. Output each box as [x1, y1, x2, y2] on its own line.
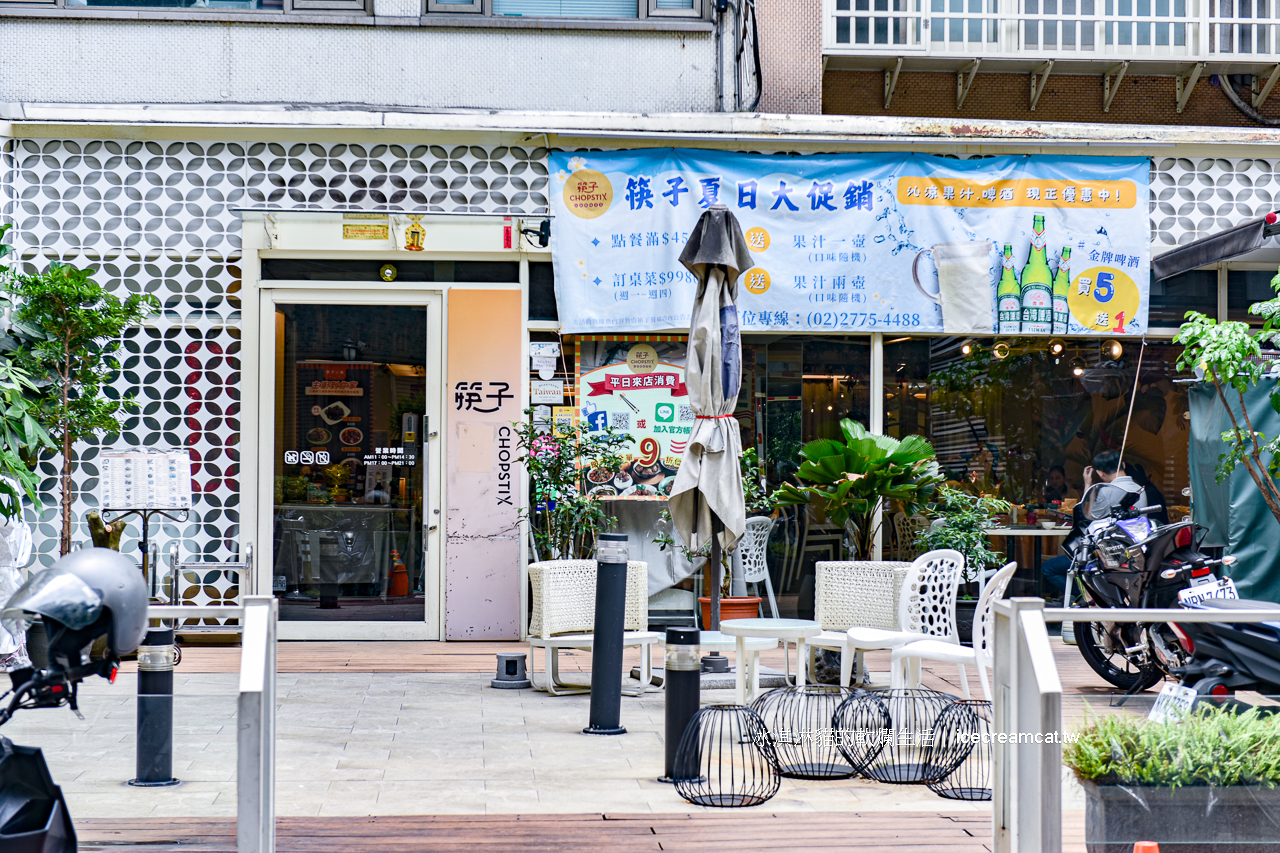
[0, 21, 716, 114]
[0, 137, 550, 581]
[1150, 157, 1280, 246]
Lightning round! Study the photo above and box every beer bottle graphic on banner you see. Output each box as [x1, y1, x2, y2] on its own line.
[997, 244, 1022, 335]
[1020, 213, 1054, 334]
[1052, 247, 1072, 335]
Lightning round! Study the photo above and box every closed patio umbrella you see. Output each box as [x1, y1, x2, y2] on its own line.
[668, 205, 752, 631]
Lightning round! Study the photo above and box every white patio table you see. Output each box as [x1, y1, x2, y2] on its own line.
[719, 617, 821, 705]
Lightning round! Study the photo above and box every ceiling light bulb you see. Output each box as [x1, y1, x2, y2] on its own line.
[1105, 339, 1123, 360]
[992, 342, 1010, 359]
[1048, 337, 1066, 356]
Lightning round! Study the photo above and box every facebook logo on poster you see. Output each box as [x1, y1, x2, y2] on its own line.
[587, 411, 608, 432]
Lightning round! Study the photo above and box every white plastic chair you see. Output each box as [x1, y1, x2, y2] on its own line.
[890, 561, 1018, 701]
[738, 516, 778, 619]
[842, 549, 965, 687]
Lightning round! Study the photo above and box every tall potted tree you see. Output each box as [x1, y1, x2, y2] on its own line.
[7, 262, 157, 555]
[913, 485, 1010, 644]
[773, 419, 944, 561]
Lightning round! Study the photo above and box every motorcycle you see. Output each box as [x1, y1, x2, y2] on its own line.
[1169, 597, 1280, 700]
[1066, 481, 1235, 693]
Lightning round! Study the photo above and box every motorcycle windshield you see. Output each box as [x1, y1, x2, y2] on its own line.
[1080, 482, 1141, 522]
[0, 565, 103, 642]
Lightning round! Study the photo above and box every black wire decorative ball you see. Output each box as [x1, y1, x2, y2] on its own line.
[833, 688, 963, 784]
[752, 685, 861, 779]
[673, 705, 780, 808]
[927, 699, 989, 801]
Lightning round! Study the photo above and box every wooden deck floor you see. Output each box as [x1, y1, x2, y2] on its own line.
[79, 811, 1088, 852]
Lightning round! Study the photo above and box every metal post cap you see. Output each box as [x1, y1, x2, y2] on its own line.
[666, 627, 699, 646]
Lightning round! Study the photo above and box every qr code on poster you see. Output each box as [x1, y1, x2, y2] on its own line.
[678, 405, 695, 423]
[610, 412, 630, 430]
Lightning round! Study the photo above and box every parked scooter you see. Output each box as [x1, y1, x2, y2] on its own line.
[1169, 597, 1280, 700]
[0, 548, 148, 853]
[1066, 481, 1232, 693]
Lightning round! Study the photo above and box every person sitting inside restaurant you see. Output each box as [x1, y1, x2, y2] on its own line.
[1043, 464, 1078, 504]
[1041, 450, 1147, 602]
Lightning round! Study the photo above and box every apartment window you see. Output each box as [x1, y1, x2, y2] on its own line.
[1148, 268, 1217, 329]
[1227, 269, 1278, 325]
[485, 0, 699, 17]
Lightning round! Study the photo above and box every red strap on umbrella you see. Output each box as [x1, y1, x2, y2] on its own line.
[694, 414, 735, 419]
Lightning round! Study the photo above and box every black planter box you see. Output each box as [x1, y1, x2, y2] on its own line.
[956, 599, 977, 647]
[1083, 778, 1280, 853]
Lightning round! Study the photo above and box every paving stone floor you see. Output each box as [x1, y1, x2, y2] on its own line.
[1, 671, 1026, 819]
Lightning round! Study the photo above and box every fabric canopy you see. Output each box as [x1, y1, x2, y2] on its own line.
[668, 206, 752, 556]
[1153, 215, 1279, 281]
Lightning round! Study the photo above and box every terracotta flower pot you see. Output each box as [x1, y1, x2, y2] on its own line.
[699, 596, 763, 627]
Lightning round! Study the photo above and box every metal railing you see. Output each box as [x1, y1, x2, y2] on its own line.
[990, 598, 1280, 853]
[825, 0, 1280, 60]
[146, 597, 277, 853]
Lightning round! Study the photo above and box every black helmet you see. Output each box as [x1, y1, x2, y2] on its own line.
[1, 548, 148, 668]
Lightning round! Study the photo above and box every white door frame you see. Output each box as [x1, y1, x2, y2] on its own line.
[255, 284, 445, 640]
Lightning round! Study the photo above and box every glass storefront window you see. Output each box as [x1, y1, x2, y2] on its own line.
[273, 303, 427, 622]
[1227, 269, 1277, 325]
[1149, 269, 1217, 329]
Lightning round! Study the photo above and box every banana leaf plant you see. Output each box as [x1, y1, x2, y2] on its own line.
[773, 419, 945, 560]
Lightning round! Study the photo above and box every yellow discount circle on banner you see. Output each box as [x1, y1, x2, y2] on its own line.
[1069, 266, 1142, 334]
[563, 170, 613, 219]
[745, 227, 771, 252]
[743, 267, 771, 295]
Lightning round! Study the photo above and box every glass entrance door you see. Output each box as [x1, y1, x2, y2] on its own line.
[268, 299, 434, 625]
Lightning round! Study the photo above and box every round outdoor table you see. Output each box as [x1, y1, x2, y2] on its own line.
[720, 618, 821, 706]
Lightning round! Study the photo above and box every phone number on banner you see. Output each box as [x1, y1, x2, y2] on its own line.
[744, 311, 925, 329]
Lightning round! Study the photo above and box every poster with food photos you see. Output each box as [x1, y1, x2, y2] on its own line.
[576, 336, 689, 500]
[295, 362, 373, 476]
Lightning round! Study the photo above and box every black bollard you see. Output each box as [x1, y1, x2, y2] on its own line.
[129, 627, 180, 787]
[659, 626, 701, 783]
[584, 533, 628, 736]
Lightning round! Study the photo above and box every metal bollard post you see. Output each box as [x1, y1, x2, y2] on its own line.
[659, 626, 701, 783]
[129, 627, 180, 787]
[584, 533, 628, 736]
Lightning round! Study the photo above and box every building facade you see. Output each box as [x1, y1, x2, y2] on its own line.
[3, 0, 1280, 640]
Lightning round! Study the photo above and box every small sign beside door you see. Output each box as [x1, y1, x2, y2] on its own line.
[530, 380, 565, 405]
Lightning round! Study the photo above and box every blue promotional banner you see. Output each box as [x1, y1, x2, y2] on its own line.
[549, 150, 1151, 336]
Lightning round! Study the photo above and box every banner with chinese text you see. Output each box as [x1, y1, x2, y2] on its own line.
[550, 150, 1151, 336]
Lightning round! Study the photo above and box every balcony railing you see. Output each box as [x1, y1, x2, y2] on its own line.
[824, 0, 1280, 61]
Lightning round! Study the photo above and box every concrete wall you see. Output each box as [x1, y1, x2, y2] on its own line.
[823, 69, 1272, 127]
[0, 19, 716, 113]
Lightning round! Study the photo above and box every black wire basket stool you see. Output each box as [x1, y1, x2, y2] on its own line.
[751, 685, 860, 779]
[673, 705, 780, 807]
[833, 688, 967, 784]
[927, 699, 990, 800]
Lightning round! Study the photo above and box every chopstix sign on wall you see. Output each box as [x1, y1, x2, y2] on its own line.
[550, 150, 1152, 336]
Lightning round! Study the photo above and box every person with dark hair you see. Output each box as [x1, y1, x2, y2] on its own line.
[1040, 449, 1148, 601]
[1127, 463, 1169, 525]
[1044, 464, 1077, 503]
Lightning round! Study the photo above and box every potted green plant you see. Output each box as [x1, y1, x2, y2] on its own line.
[913, 485, 1010, 645]
[1064, 703, 1280, 853]
[512, 410, 632, 561]
[773, 419, 944, 561]
[654, 448, 777, 625]
[6, 261, 157, 554]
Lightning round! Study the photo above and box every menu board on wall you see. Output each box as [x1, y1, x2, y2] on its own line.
[293, 362, 373, 471]
[576, 335, 688, 501]
[100, 450, 193, 509]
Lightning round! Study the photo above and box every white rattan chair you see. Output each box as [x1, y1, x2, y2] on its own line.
[527, 560, 660, 696]
[804, 560, 912, 686]
[890, 561, 1018, 701]
[738, 517, 778, 619]
[843, 549, 965, 687]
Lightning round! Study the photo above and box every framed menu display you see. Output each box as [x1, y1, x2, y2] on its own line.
[100, 450, 193, 510]
[575, 335, 688, 501]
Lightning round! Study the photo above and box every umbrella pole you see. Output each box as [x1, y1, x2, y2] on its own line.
[697, 492, 729, 673]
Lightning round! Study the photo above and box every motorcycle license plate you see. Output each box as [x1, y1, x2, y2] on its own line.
[1178, 577, 1240, 606]
[1148, 682, 1198, 723]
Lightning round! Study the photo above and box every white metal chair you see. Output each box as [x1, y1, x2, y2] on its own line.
[527, 560, 660, 696]
[890, 561, 1018, 701]
[738, 516, 778, 619]
[843, 549, 965, 687]
[804, 559, 911, 686]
